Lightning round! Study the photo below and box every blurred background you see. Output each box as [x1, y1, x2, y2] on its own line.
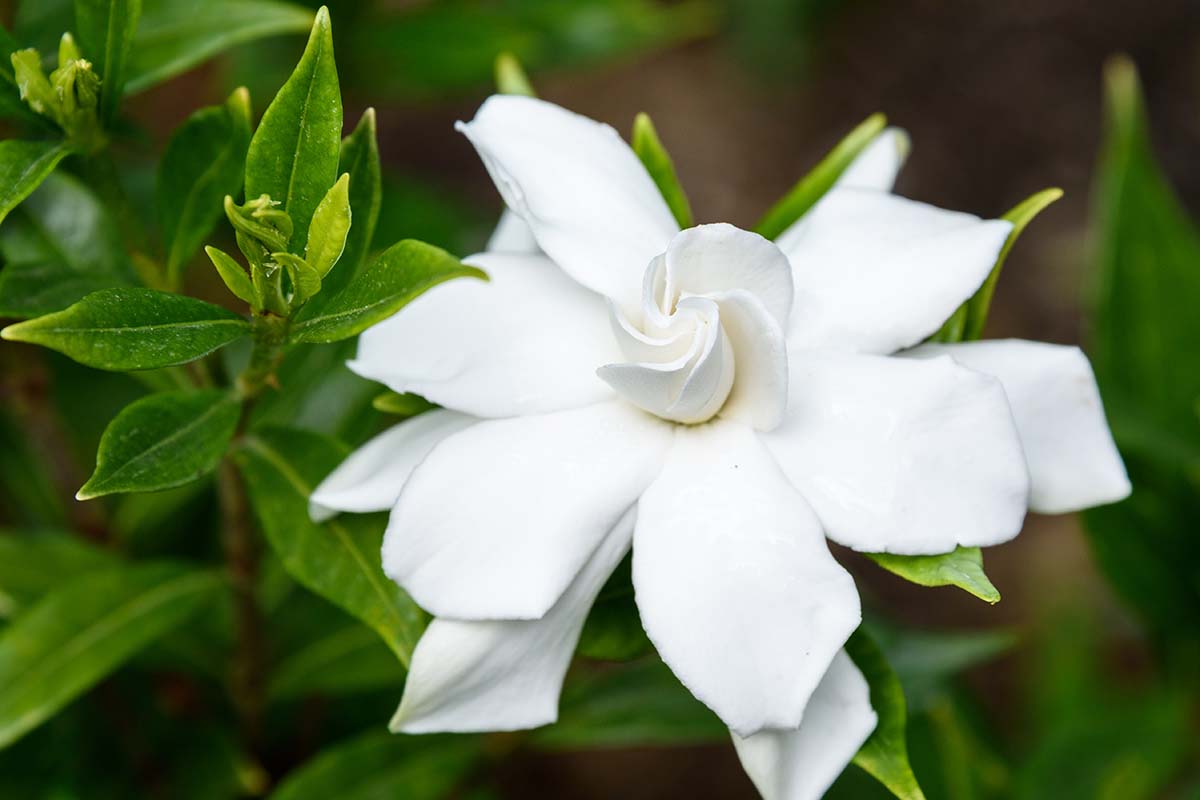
[2, 0, 1198, 797]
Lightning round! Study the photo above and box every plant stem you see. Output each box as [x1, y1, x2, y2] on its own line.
[237, 312, 289, 400]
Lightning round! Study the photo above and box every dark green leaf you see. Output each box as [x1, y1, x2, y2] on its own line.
[494, 51, 534, 96]
[74, 0, 142, 120]
[866, 547, 1000, 604]
[126, 0, 314, 94]
[244, 5, 341, 252]
[268, 622, 404, 702]
[270, 731, 479, 800]
[754, 113, 887, 240]
[77, 389, 239, 500]
[874, 625, 1017, 713]
[632, 112, 693, 229]
[0, 562, 222, 749]
[315, 108, 380, 302]
[0, 409, 69, 529]
[289, 239, 486, 344]
[1, 287, 250, 370]
[576, 553, 652, 661]
[158, 87, 252, 282]
[846, 628, 928, 800]
[372, 391, 435, 419]
[0, 140, 69, 226]
[233, 427, 425, 663]
[0, 172, 135, 318]
[0, 533, 117, 614]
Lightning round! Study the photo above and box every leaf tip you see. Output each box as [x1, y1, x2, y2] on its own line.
[0, 321, 29, 342]
[495, 51, 535, 97]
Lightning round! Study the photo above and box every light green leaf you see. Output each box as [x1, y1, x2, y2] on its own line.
[0, 26, 52, 127]
[0, 533, 118, 614]
[126, 0, 314, 94]
[866, 546, 1000, 604]
[268, 622, 404, 702]
[632, 112, 693, 229]
[0, 140, 69, 226]
[204, 245, 256, 306]
[846, 628, 928, 800]
[159, 87, 252, 282]
[233, 427, 425, 663]
[754, 113, 887, 240]
[0, 562, 222, 749]
[77, 389, 240, 500]
[1, 287, 250, 370]
[0, 171, 135, 318]
[244, 5, 341, 252]
[269, 731, 479, 800]
[494, 51, 534, 96]
[272, 251, 321, 305]
[74, 0, 142, 120]
[305, 172, 351, 279]
[289, 239, 486, 344]
[371, 391, 434, 418]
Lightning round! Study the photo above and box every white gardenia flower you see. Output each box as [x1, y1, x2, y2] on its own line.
[311, 96, 1131, 799]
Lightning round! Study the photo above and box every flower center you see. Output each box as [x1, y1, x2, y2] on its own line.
[596, 224, 794, 431]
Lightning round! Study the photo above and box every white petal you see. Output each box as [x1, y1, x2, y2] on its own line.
[385, 401, 671, 620]
[350, 252, 619, 418]
[905, 340, 1131, 513]
[777, 188, 1012, 355]
[391, 507, 634, 733]
[711, 289, 789, 431]
[763, 350, 1030, 554]
[309, 410, 476, 522]
[732, 651, 877, 800]
[835, 127, 910, 192]
[661, 224, 794, 327]
[634, 420, 861, 737]
[486, 208, 540, 253]
[457, 95, 678, 309]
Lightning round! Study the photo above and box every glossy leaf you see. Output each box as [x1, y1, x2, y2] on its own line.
[1, 288, 251, 370]
[269, 731, 479, 800]
[0, 172, 135, 318]
[846, 628, 928, 800]
[233, 427, 425, 663]
[74, 0, 142, 120]
[288, 239, 486, 344]
[304, 172, 351, 279]
[866, 547, 1000, 604]
[77, 389, 240, 500]
[632, 112, 693, 229]
[317, 108, 380, 300]
[158, 87, 252, 282]
[204, 245, 257, 306]
[0, 140, 70, 226]
[754, 113, 887, 240]
[244, 5, 341, 252]
[126, 0, 314, 94]
[0, 562, 222, 749]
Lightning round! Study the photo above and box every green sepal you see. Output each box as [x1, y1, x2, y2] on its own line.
[371, 391, 435, 418]
[272, 251, 321, 306]
[224, 193, 292, 254]
[57, 32, 83, 66]
[866, 546, 1000, 604]
[11, 48, 60, 123]
[632, 111, 693, 229]
[205, 245, 257, 308]
[494, 51, 535, 97]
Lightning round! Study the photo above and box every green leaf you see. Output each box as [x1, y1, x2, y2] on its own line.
[0, 562, 222, 749]
[158, 87, 252, 282]
[754, 113, 888, 240]
[289, 239, 486, 344]
[204, 245, 256, 306]
[0, 533, 117, 614]
[845, 628, 928, 800]
[494, 51, 535, 96]
[1, 287, 251, 370]
[126, 0, 314, 94]
[865, 547, 1000, 605]
[0, 172, 135, 318]
[576, 553, 652, 661]
[232, 427, 425, 663]
[328, 108, 381, 291]
[632, 112, 693, 229]
[268, 622, 404, 702]
[0, 26, 53, 127]
[77, 389, 239, 500]
[244, 5, 341, 252]
[372, 391, 435, 419]
[74, 0, 142, 121]
[305, 172, 351, 279]
[270, 731, 479, 800]
[0, 140, 70, 226]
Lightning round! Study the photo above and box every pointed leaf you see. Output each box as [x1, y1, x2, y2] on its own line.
[288, 239, 486, 344]
[74, 0, 142, 120]
[328, 108, 381, 290]
[0, 140, 69, 226]
[126, 0, 314, 94]
[1, 287, 250, 370]
[494, 51, 535, 97]
[159, 87, 252, 282]
[233, 427, 425, 663]
[754, 113, 887, 239]
[205, 245, 257, 306]
[0, 562, 222, 749]
[846, 628, 928, 800]
[244, 5, 341, 252]
[866, 546, 1000, 604]
[77, 389, 240, 500]
[305, 172, 351, 278]
[632, 112, 693, 228]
